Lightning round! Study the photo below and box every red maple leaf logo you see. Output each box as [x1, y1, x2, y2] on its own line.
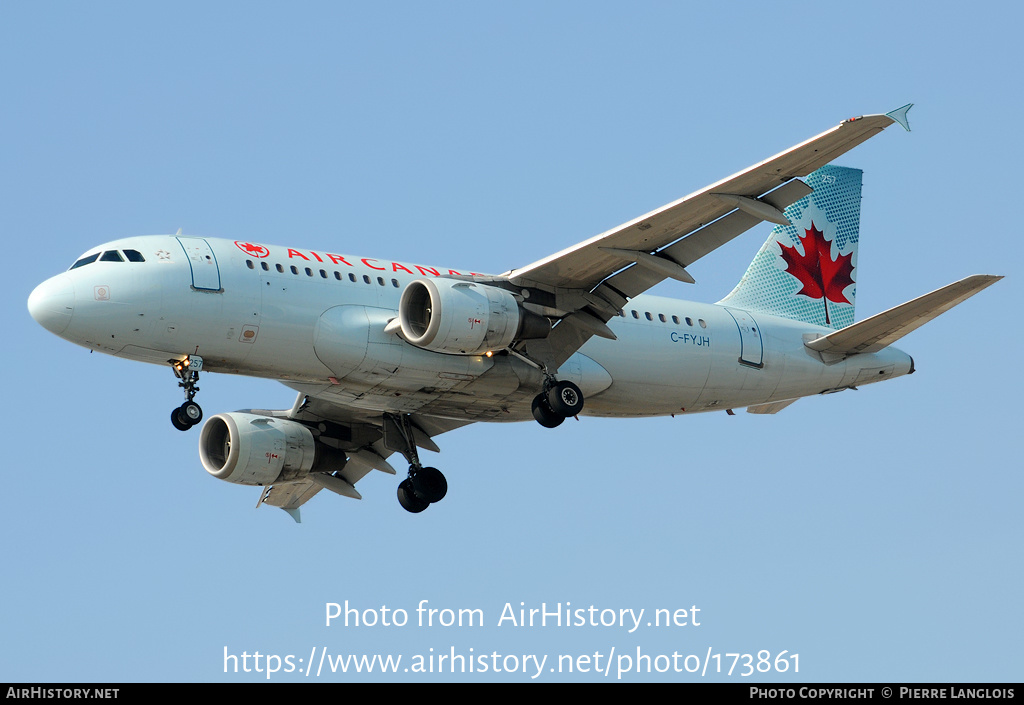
[234, 241, 270, 258]
[778, 222, 854, 325]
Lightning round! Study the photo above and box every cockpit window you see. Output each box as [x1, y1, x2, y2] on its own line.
[70, 253, 99, 270]
[70, 248, 146, 270]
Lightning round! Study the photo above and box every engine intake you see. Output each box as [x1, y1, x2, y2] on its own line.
[199, 412, 346, 485]
[398, 278, 549, 355]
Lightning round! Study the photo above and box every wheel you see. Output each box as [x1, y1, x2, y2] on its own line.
[411, 466, 447, 503]
[546, 380, 584, 417]
[397, 478, 429, 513]
[178, 401, 203, 426]
[171, 407, 191, 431]
[532, 394, 564, 428]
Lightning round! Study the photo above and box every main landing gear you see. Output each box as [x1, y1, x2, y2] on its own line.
[531, 379, 584, 428]
[169, 356, 204, 432]
[384, 413, 448, 514]
[397, 466, 447, 514]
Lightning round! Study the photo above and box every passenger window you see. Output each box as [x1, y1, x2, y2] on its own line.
[305, 267, 313, 277]
[363, 275, 371, 284]
[276, 264, 284, 273]
[320, 269, 328, 279]
[645, 312, 653, 321]
[685, 317, 693, 326]
[658, 314, 666, 323]
[291, 266, 299, 275]
[261, 262, 269, 271]
[334, 271, 342, 280]
[246, 260, 255, 269]
[672, 315, 680, 324]
[349, 273, 357, 282]
[100, 250, 124, 262]
[699, 319, 707, 328]
[631, 310, 639, 319]
[392, 279, 399, 288]
[123, 250, 145, 262]
[70, 253, 99, 270]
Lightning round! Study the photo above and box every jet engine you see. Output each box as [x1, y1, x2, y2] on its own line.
[398, 278, 549, 355]
[199, 412, 346, 485]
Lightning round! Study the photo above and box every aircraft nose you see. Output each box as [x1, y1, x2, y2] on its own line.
[28, 275, 75, 335]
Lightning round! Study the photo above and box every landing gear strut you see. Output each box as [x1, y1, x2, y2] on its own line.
[170, 356, 204, 431]
[532, 379, 584, 428]
[384, 413, 447, 513]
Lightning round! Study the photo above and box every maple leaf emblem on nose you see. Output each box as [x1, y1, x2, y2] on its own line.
[778, 222, 854, 325]
[235, 241, 270, 258]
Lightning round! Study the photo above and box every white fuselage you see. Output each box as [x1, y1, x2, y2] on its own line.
[28, 235, 914, 421]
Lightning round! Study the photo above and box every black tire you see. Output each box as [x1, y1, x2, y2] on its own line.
[547, 380, 584, 417]
[171, 407, 192, 432]
[411, 466, 448, 503]
[532, 394, 564, 428]
[178, 401, 203, 426]
[397, 478, 429, 513]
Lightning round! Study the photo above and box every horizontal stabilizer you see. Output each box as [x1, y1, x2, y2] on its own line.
[805, 275, 1002, 357]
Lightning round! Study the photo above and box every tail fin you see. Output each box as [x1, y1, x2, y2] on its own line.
[718, 164, 862, 330]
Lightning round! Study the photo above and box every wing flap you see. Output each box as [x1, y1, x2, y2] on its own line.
[311, 473, 362, 500]
[805, 275, 1002, 356]
[747, 399, 799, 414]
[259, 481, 324, 522]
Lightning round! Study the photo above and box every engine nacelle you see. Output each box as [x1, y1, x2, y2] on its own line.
[199, 412, 346, 486]
[398, 278, 549, 355]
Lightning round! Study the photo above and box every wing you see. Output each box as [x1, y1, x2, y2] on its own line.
[254, 391, 474, 521]
[496, 106, 913, 370]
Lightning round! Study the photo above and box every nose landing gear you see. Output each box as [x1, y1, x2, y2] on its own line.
[169, 356, 204, 431]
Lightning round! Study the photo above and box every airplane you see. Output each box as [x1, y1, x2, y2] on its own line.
[27, 104, 1002, 521]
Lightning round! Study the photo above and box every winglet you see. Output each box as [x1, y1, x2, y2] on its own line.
[886, 103, 913, 132]
[282, 507, 302, 523]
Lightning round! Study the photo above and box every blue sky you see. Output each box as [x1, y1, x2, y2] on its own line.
[3, 1, 1021, 682]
